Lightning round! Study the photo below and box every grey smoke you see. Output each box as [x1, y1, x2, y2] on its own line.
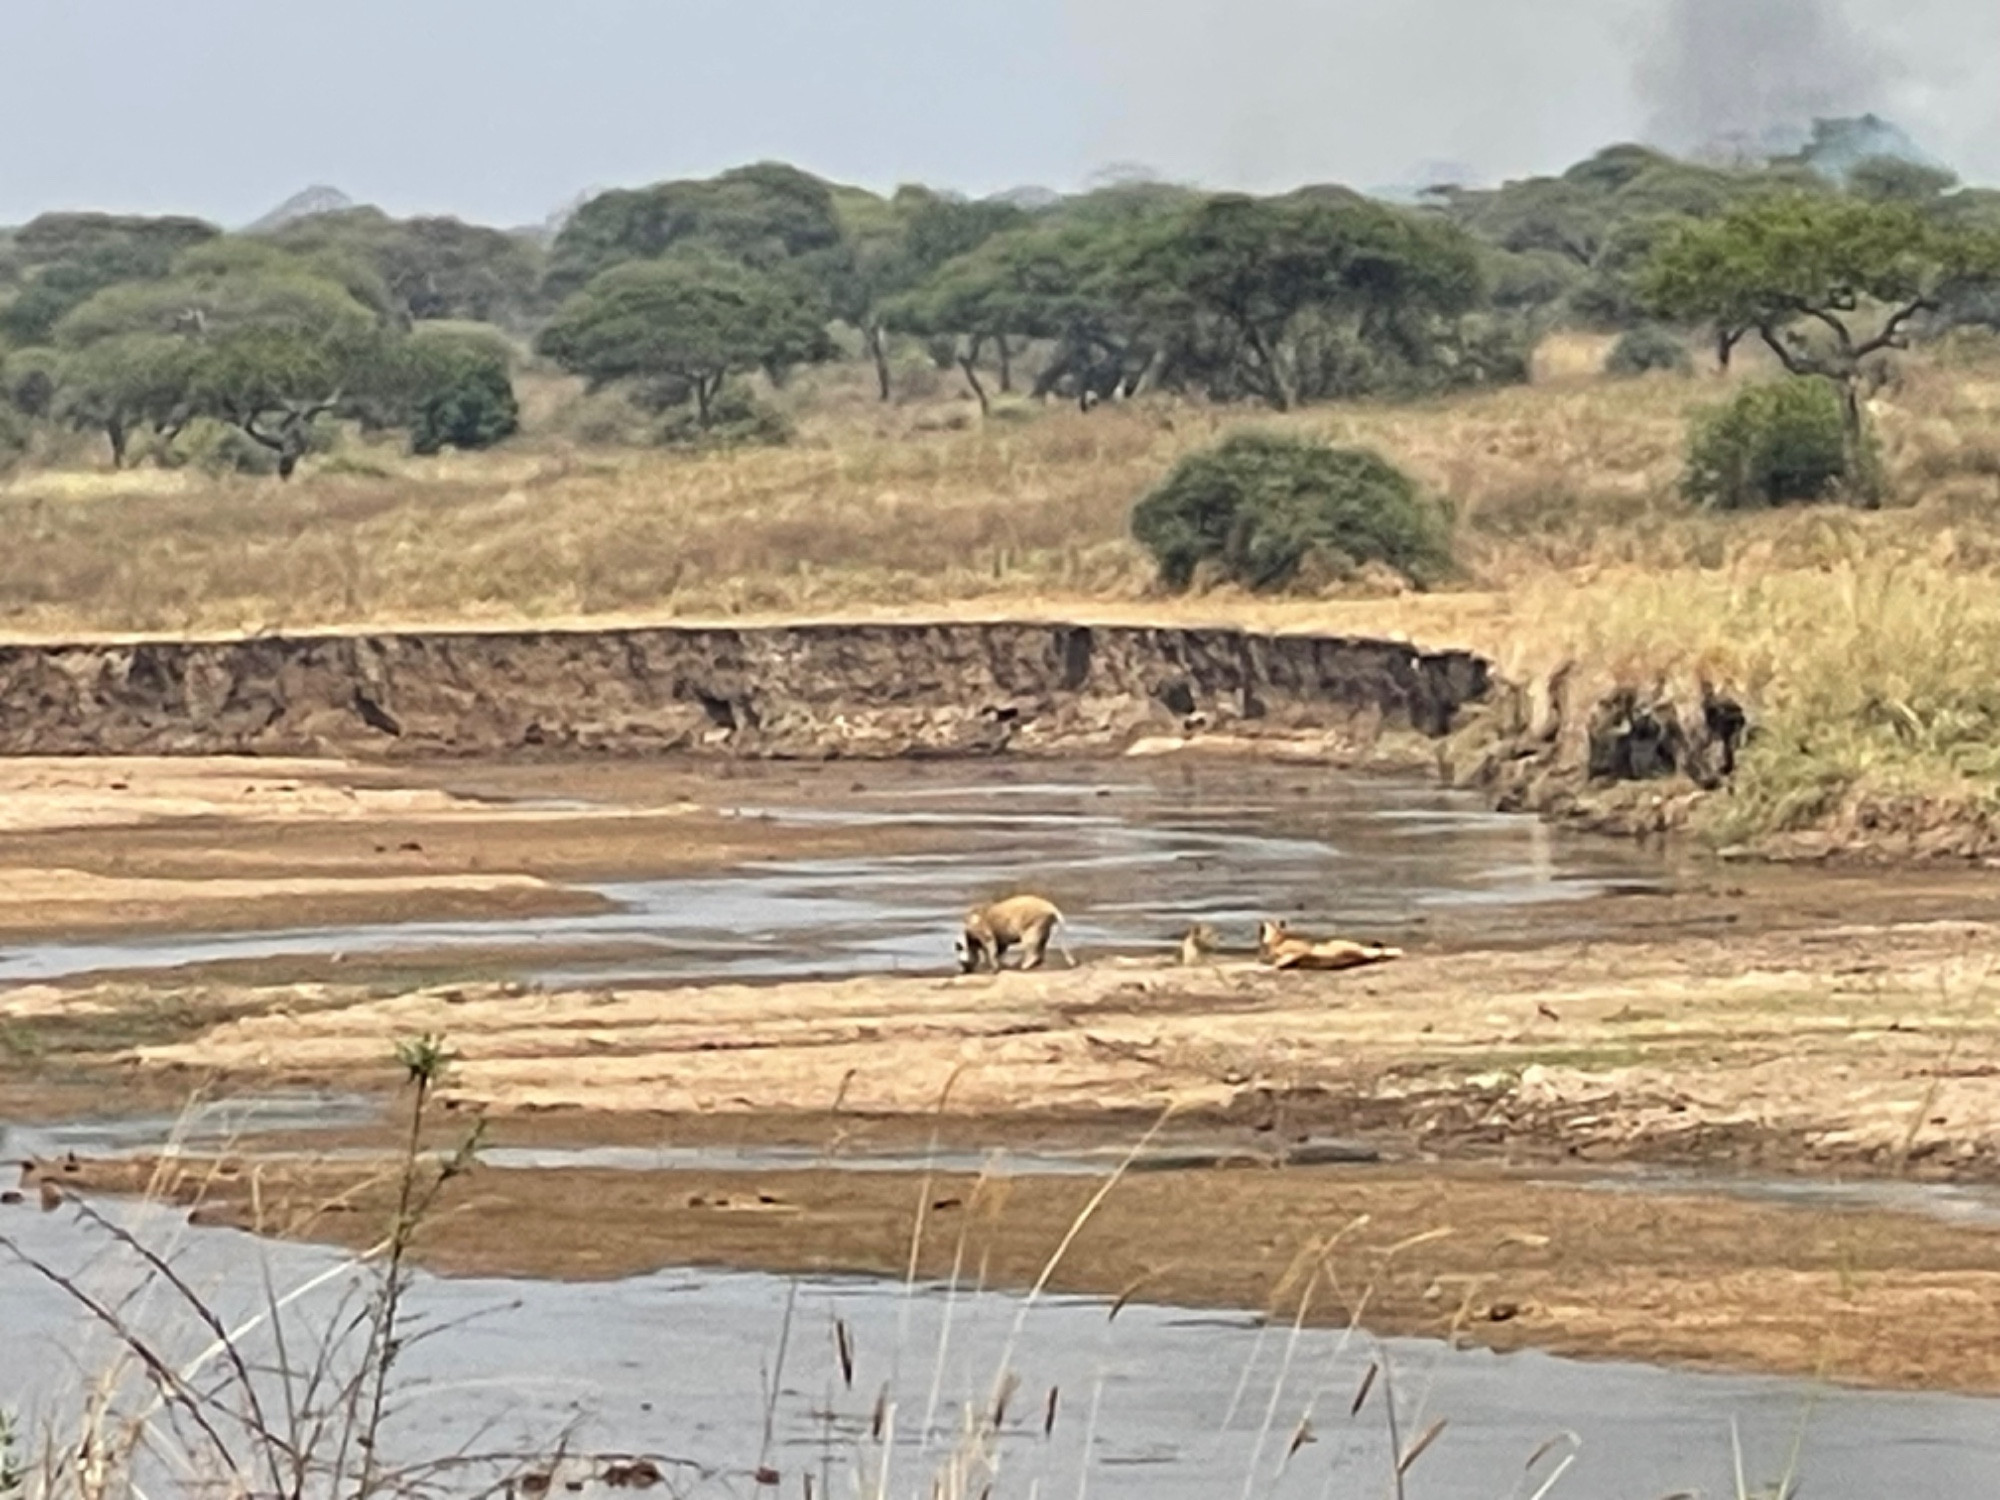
[1066, 0, 2000, 191]
[1636, 0, 1899, 155]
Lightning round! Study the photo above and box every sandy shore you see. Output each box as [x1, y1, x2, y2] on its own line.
[105, 899, 2000, 1177]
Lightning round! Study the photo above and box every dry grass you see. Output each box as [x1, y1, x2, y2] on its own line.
[0, 338, 1730, 639]
[8, 334, 2000, 844]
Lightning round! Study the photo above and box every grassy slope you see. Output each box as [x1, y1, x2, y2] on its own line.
[6, 335, 2000, 846]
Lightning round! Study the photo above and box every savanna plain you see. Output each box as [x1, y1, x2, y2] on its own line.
[7, 338, 2000, 1496]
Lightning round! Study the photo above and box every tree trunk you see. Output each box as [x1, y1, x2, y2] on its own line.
[1129, 346, 1168, 398]
[996, 335, 1014, 394]
[105, 417, 128, 470]
[865, 323, 892, 402]
[958, 355, 990, 417]
[276, 448, 300, 480]
[1242, 324, 1295, 412]
[1716, 325, 1744, 373]
[1837, 376, 1877, 509]
[694, 374, 715, 428]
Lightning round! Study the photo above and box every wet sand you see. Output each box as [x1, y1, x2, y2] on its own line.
[99, 905, 2000, 1177]
[45, 1150, 2000, 1397]
[0, 755, 969, 937]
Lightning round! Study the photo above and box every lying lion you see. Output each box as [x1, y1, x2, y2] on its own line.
[1256, 919, 1403, 973]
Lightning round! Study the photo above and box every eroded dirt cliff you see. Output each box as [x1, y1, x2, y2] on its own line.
[0, 622, 1491, 759]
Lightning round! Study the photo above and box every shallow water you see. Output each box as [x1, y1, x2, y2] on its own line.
[2, 1197, 1996, 1500]
[0, 763, 1668, 986]
[1564, 1164, 2000, 1231]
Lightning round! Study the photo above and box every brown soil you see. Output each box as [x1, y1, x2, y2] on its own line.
[49, 1152, 2000, 1397]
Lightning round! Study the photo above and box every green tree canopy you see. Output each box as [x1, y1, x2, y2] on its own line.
[51, 244, 394, 474]
[545, 162, 849, 300]
[1121, 193, 1484, 409]
[387, 325, 521, 454]
[1132, 431, 1451, 592]
[536, 253, 831, 425]
[264, 208, 545, 325]
[0, 212, 220, 346]
[1641, 193, 2000, 489]
[885, 216, 1146, 410]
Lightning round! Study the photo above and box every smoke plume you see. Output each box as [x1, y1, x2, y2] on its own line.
[1635, 0, 1900, 156]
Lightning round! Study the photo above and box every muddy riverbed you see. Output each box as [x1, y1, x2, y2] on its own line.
[7, 1171, 2000, 1500]
[8, 751, 2000, 1492]
[0, 756, 1670, 986]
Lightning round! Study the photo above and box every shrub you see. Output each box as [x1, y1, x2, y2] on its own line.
[0, 404, 28, 470]
[655, 382, 793, 449]
[1606, 324, 1693, 377]
[1683, 380, 1858, 510]
[1131, 431, 1452, 593]
[1, 347, 59, 417]
[399, 330, 520, 455]
[158, 417, 281, 476]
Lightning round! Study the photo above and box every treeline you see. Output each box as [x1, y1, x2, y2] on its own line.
[5, 120, 2000, 475]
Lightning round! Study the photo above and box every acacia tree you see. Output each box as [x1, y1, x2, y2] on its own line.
[840, 189, 1031, 403]
[0, 212, 219, 346]
[266, 208, 545, 325]
[53, 245, 397, 475]
[544, 162, 848, 301]
[881, 233, 1038, 414]
[536, 253, 830, 426]
[1121, 194, 1484, 410]
[1641, 195, 2000, 488]
[52, 335, 197, 466]
[888, 219, 1160, 411]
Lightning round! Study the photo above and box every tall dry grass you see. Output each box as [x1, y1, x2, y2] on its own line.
[0, 344, 1723, 639]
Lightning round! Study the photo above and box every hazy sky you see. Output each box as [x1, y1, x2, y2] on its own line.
[2, 0, 1996, 227]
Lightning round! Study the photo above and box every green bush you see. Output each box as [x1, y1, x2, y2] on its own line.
[0, 405, 28, 470]
[1, 348, 59, 417]
[1683, 380, 1857, 510]
[1606, 324, 1693, 377]
[655, 382, 793, 449]
[158, 417, 281, 476]
[1131, 431, 1452, 593]
[399, 331, 519, 455]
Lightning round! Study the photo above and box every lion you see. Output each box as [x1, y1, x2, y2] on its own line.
[1178, 921, 1221, 967]
[1256, 918, 1402, 973]
[957, 894, 1072, 973]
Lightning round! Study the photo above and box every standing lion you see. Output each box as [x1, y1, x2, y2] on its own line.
[957, 895, 1071, 973]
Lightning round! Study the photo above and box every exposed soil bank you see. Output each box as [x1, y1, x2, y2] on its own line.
[0, 622, 1489, 759]
[1443, 668, 1749, 840]
[51, 1153, 2000, 1396]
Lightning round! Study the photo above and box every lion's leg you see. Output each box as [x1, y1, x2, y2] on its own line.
[1019, 922, 1052, 971]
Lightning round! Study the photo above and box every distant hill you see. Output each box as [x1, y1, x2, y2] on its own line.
[245, 185, 358, 233]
